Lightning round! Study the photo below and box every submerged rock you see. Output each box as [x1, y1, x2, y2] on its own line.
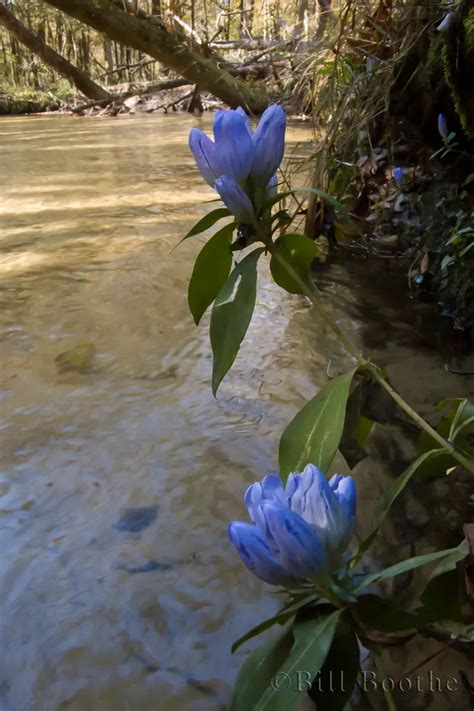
[118, 560, 172, 574]
[54, 342, 96, 374]
[114, 506, 158, 533]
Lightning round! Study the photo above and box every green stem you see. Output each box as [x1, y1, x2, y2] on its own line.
[269, 245, 474, 475]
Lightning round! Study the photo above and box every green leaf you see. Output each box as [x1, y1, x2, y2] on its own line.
[417, 538, 469, 622]
[415, 399, 474, 478]
[354, 544, 465, 594]
[182, 208, 231, 240]
[257, 190, 292, 216]
[308, 616, 360, 711]
[188, 224, 234, 325]
[279, 368, 358, 479]
[230, 626, 294, 711]
[210, 248, 263, 395]
[339, 380, 374, 468]
[255, 610, 343, 710]
[449, 399, 474, 440]
[231, 611, 295, 654]
[270, 234, 318, 295]
[354, 595, 421, 632]
[357, 416, 375, 449]
[419, 570, 464, 624]
[293, 187, 344, 211]
[355, 448, 444, 559]
[232, 594, 321, 653]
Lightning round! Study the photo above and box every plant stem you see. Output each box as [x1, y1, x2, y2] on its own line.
[269, 245, 474, 475]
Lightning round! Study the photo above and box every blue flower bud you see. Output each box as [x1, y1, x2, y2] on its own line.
[287, 464, 356, 558]
[213, 109, 254, 183]
[260, 501, 327, 581]
[228, 465, 357, 587]
[392, 167, 404, 187]
[251, 104, 286, 185]
[228, 521, 293, 585]
[438, 113, 448, 142]
[329, 474, 356, 550]
[214, 106, 252, 141]
[215, 176, 255, 223]
[437, 12, 455, 32]
[188, 128, 222, 187]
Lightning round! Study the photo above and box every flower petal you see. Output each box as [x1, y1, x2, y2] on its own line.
[261, 474, 285, 503]
[251, 104, 286, 185]
[330, 475, 356, 548]
[261, 501, 327, 581]
[228, 521, 293, 585]
[285, 472, 301, 503]
[392, 167, 404, 187]
[244, 482, 263, 523]
[215, 176, 255, 222]
[438, 113, 448, 141]
[188, 128, 221, 187]
[215, 109, 254, 182]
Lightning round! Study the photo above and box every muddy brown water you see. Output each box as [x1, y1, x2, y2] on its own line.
[0, 114, 473, 711]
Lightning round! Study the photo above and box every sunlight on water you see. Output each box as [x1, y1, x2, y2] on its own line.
[0, 114, 471, 710]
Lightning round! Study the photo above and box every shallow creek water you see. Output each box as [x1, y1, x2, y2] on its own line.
[0, 114, 473, 711]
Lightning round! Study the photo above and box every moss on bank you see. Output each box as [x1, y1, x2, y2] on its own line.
[390, 0, 474, 140]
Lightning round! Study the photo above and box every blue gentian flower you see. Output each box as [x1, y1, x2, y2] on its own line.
[227, 522, 294, 585]
[437, 12, 455, 32]
[228, 464, 357, 586]
[251, 104, 286, 185]
[214, 108, 254, 183]
[438, 113, 448, 142]
[188, 104, 286, 220]
[188, 128, 222, 187]
[392, 167, 404, 188]
[215, 176, 255, 223]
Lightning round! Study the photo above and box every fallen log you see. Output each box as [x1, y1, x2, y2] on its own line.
[43, 0, 269, 112]
[71, 77, 190, 113]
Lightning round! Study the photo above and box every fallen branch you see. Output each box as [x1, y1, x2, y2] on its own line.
[209, 39, 286, 50]
[71, 77, 190, 113]
[146, 89, 194, 113]
[98, 57, 158, 78]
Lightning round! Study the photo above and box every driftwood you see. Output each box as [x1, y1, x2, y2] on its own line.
[71, 77, 190, 113]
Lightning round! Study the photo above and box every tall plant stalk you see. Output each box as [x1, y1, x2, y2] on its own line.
[267, 241, 474, 476]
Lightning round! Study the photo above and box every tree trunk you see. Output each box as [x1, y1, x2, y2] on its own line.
[315, 0, 333, 40]
[293, 0, 308, 39]
[42, 0, 269, 112]
[239, 0, 253, 39]
[0, 3, 111, 101]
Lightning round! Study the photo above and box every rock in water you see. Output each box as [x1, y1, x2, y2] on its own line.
[114, 506, 158, 533]
[119, 560, 172, 574]
[55, 342, 96, 373]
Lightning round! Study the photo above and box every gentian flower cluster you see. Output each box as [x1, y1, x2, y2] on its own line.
[188, 104, 286, 224]
[228, 464, 356, 587]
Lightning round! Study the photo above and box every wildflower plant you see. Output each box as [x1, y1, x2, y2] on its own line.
[431, 112, 459, 159]
[181, 105, 474, 709]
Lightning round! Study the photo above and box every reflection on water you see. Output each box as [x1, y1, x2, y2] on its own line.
[0, 115, 473, 711]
